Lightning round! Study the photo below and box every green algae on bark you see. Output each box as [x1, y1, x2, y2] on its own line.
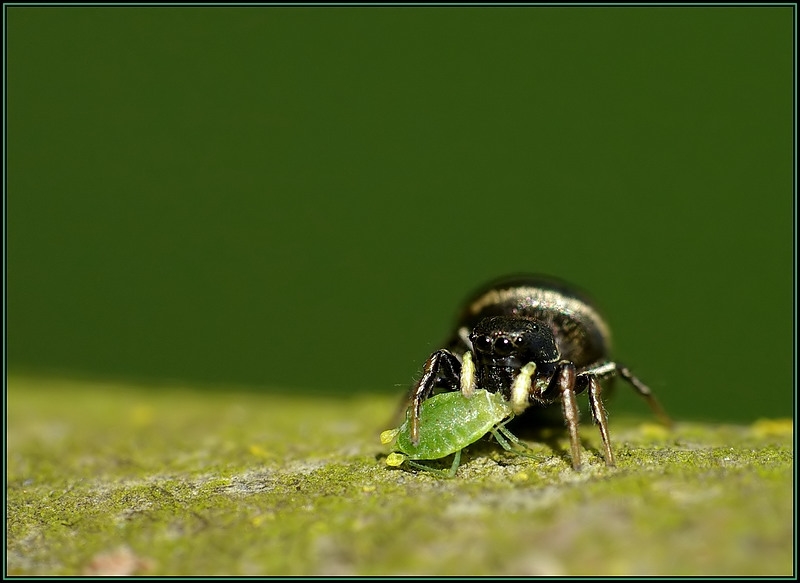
[7, 376, 794, 576]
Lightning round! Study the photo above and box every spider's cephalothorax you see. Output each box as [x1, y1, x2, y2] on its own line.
[405, 275, 671, 470]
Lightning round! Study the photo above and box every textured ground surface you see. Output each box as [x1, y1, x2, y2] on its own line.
[6, 376, 794, 576]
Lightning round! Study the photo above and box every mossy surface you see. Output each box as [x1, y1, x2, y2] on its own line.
[7, 376, 794, 576]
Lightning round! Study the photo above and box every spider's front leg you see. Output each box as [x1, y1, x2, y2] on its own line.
[535, 360, 583, 470]
[407, 349, 462, 445]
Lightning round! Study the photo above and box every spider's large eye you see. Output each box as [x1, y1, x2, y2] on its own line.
[473, 335, 492, 352]
[494, 336, 513, 356]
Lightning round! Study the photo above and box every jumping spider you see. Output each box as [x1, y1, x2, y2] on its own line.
[403, 274, 671, 470]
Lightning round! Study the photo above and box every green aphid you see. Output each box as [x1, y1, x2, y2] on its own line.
[380, 388, 533, 478]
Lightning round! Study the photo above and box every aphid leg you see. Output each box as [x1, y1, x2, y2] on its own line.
[447, 449, 462, 478]
[490, 417, 537, 456]
[580, 374, 616, 467]
[552, 361, 582, 470]
[492, 424, 541, 460]
[407, 350, 461, 445]
[406, 449, 462, 479]
[490, 424, 515, 451]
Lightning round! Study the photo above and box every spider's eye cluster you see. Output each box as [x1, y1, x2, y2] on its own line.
[473, 334, 525, 356]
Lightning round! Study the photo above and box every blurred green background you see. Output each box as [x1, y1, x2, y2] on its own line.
[7, 7, 793, 422]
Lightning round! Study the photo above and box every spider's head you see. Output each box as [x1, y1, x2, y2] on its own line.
[469, 316, 559, 368]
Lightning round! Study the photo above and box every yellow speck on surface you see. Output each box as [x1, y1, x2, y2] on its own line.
[362, 484, 376, 493]
[380, 428, 399, 445]
[639, 422, 670, 440]
[248, 444, 270, 458]
[751, 418, 793, 438]
[130, 405, 154, 427]
[511, 472, 529, 483]
[385, 452, 406, 467]
[253, 512, 276, 524]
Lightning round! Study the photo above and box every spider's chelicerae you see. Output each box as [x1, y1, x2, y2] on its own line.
[403, 274, 671, 470]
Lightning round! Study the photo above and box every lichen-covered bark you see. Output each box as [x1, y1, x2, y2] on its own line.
[7, 376, 793, 576]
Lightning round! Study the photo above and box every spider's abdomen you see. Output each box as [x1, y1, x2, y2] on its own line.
[451, 275, 612, 369]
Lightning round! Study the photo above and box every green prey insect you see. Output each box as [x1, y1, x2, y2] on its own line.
[381, 355, 538, 477]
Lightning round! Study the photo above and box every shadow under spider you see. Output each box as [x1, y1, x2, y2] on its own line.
[504, 408, 606, 468]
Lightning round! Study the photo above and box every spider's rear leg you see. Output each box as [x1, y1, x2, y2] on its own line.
[616, 364, 672, 428]
[584, 361, 672, 428]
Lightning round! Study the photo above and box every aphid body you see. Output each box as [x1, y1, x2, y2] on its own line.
[383, 387, 512, 459]
[382, 387, 527, 477]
